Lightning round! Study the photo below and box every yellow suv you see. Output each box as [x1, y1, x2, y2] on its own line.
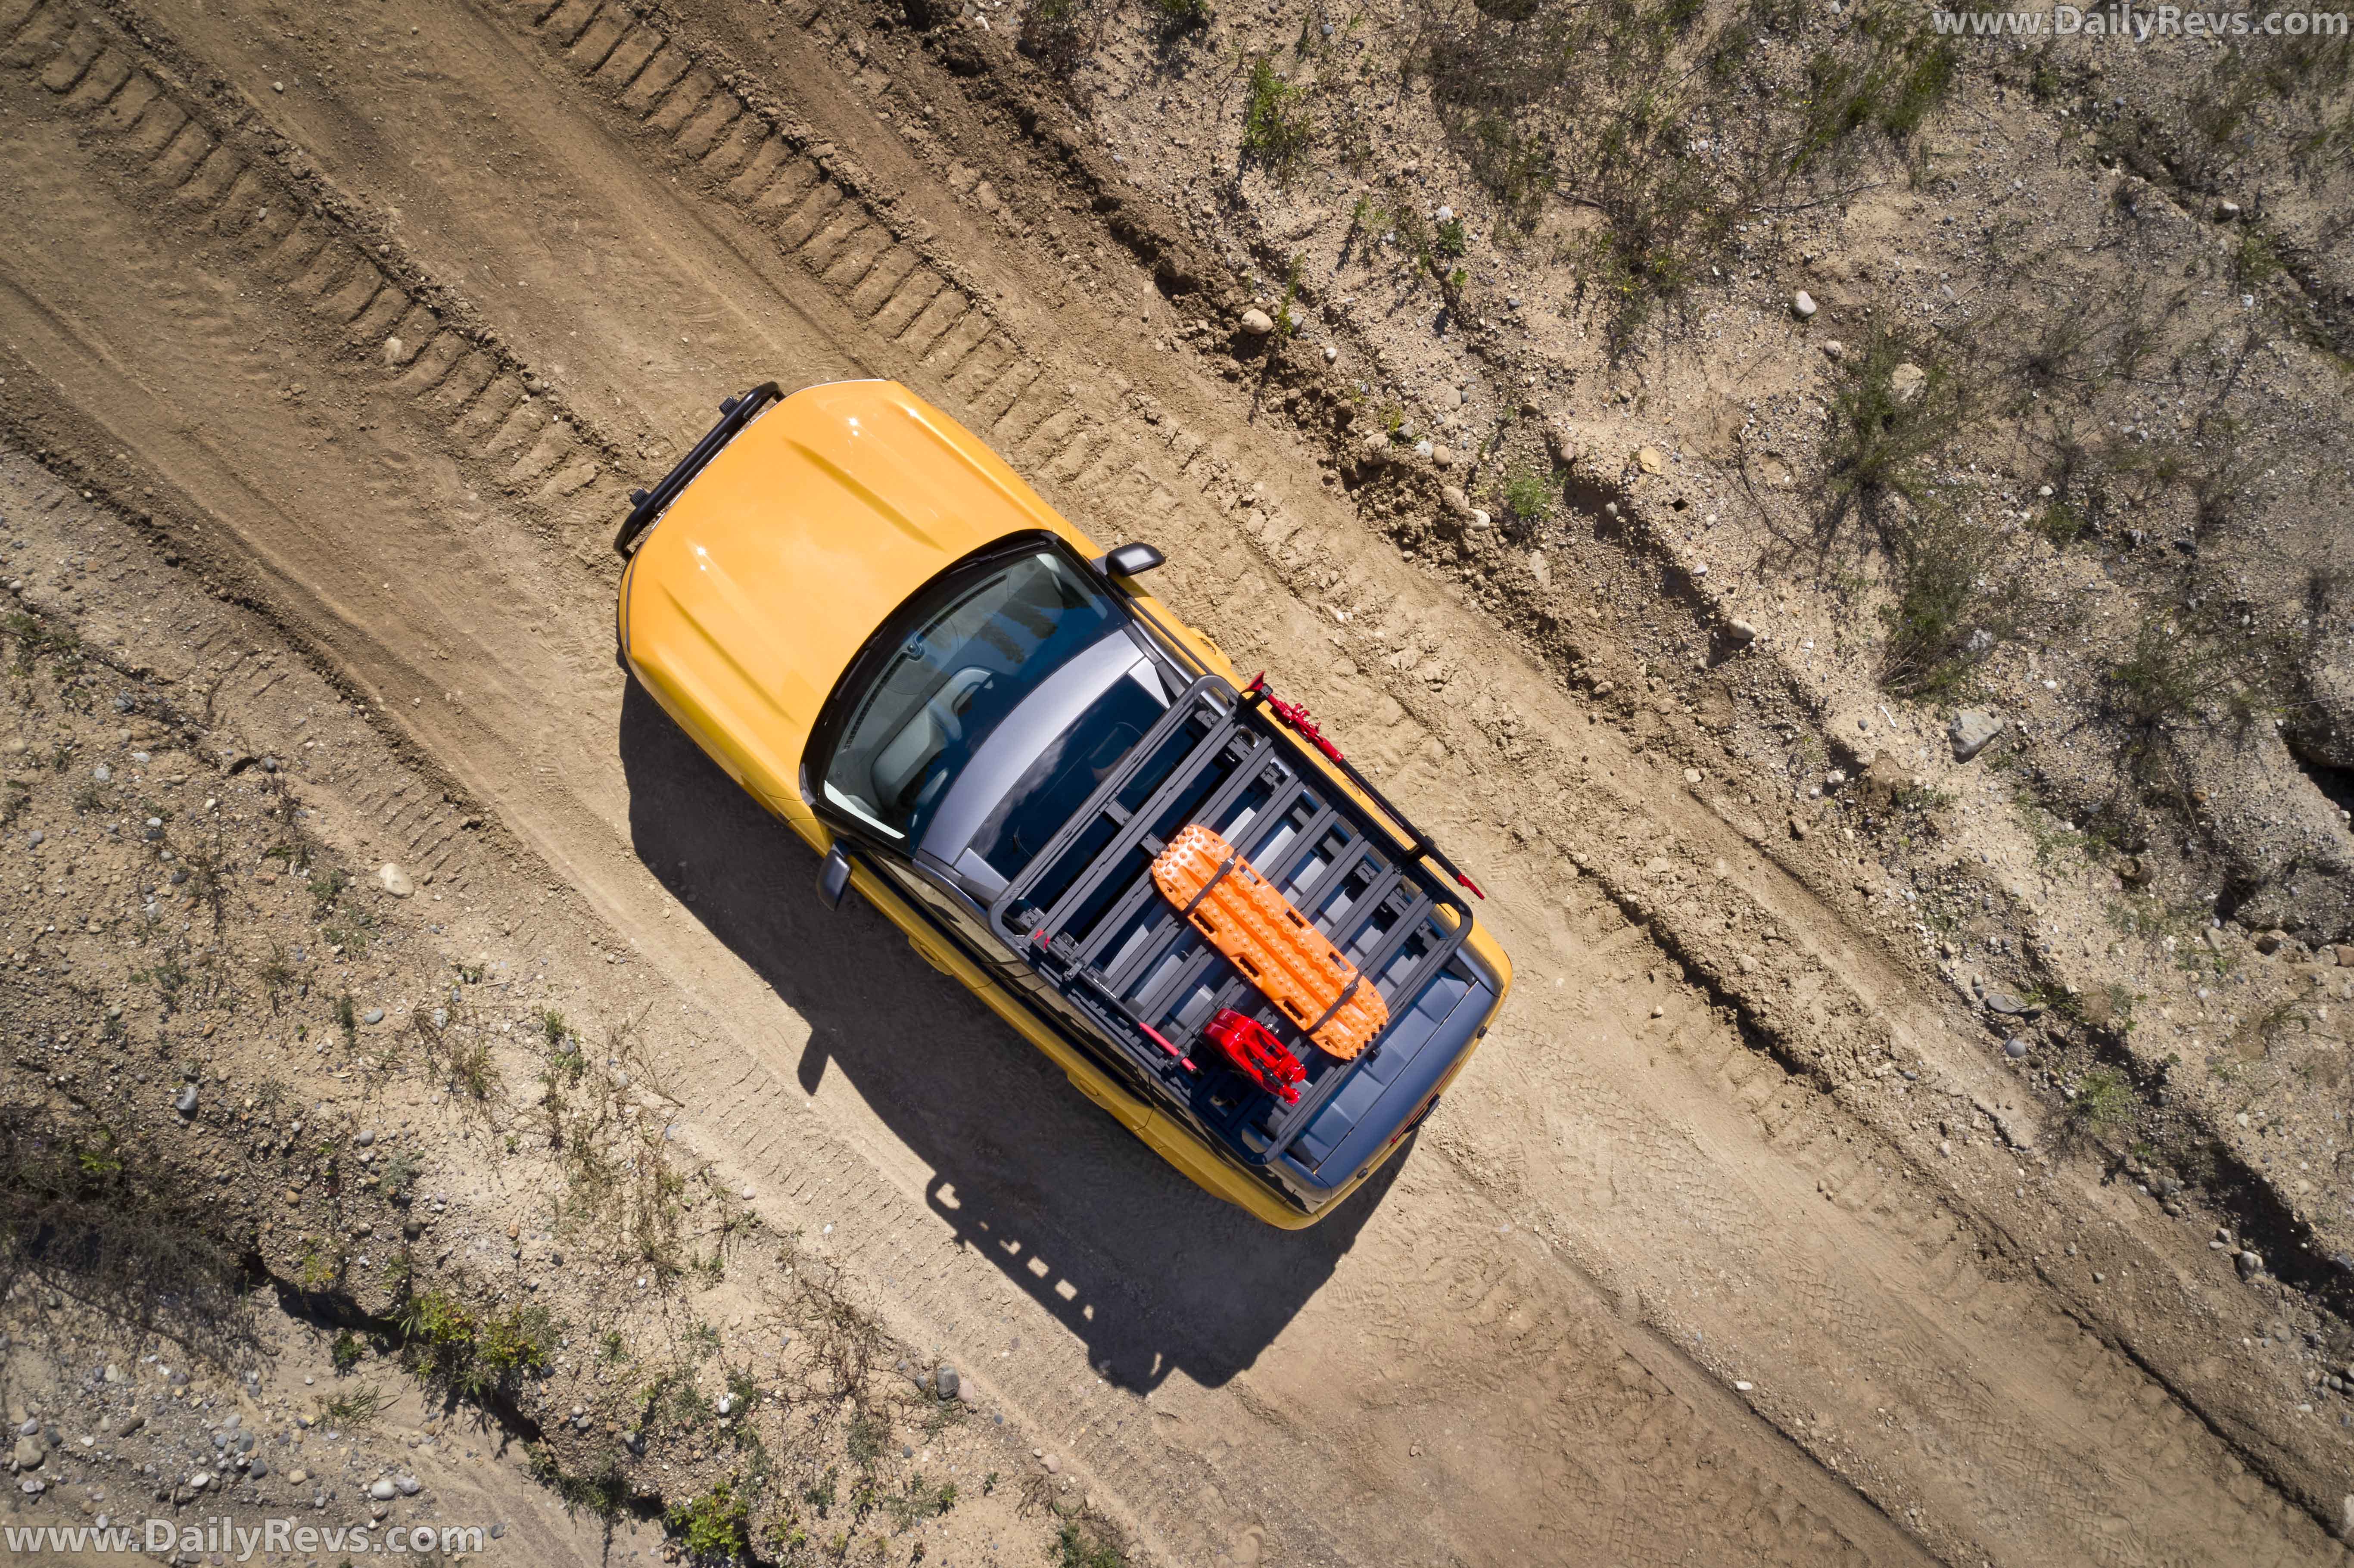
[616, 380, 1509, 1226]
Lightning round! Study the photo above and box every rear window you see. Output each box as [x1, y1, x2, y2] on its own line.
[814, 544, 1123, 843]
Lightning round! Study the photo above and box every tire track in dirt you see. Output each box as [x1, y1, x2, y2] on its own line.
[6, 0, 2350, 1562]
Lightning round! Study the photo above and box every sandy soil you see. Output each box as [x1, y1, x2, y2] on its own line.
[0, 0, 2350, 1563]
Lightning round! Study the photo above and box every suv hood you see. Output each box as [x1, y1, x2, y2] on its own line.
[621, 380, 1096, 794]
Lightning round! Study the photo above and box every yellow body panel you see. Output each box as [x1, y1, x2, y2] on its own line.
[621, 380, 1508, 1227]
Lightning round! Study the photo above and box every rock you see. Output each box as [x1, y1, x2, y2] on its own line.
[1435, 205, 1454, 223]
[11, 1435, 41, 1469]
[288, 1469, 308, 1485]
[2255, 930, 2285, 955]
[1791, 289, 1818, 320]
[1238, 308, 1275, 336]
[395, 1475, 421, 1496]
[362, 1008, 385, 1026]
[2003, 1037, 2030, 1059]
[1949, 708, 2004, 762]
[189, 1471, 212, 1491]
[1635, 447, 1665, 475]
[115, 1415, 143, 1438]
[1361, 432, 1391, 459]
[2217, 199, 2241, 220]
[174, 1083, 198, 1116]
[1528, 551, 1551, 589]
[2237, 1249, 2264, 1279]
[1439, 485, 1473, 519]
[2338, 945, 2354, 968]
[354, 1129, 376, 1148]
[1042, 1454, 1061, 1474]
[249, 1458, 268, 1480]
[377, 863, 414, 898]
[17, 1480, 40, 1496]
[1820, 339, 1845, 360]
[1982, 990, 2040, 1018]
[936, 1365, 961, 1400]
[369, 1479, 398, 1502]
[92, 763, 111, 784]
[1889, 361, 1929, 404]
[382, 336, 405, 365]
[1543, 417, 1577, 463]
[1725, 619, 1757, 646]
[1788, 816, 1808, 841]
[1430, 443, 1457, 469]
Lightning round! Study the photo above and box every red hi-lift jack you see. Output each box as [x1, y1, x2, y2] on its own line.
[1203, 1008, 1307, 1105]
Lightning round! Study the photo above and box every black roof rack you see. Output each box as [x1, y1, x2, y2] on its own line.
[989, 675, 1475, 1178]
[613, 382, 783, 558]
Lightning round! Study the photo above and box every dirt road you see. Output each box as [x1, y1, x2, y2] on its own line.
[1, 0, 2348, 1562]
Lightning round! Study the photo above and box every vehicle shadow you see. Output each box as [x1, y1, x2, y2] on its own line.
[616, 681, 1398, 1391]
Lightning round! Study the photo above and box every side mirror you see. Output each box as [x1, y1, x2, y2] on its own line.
[816, 844, 852, 910]
[1097, 541, 1165, 580]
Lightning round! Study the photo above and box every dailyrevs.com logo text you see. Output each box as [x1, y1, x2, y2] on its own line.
[1, 1515, 487, 1559]
[1933, 4, 2350, 37]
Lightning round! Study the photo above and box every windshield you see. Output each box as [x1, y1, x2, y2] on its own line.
[816, 543, 1124, 843]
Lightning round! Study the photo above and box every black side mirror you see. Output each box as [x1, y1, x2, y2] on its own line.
[816, 844, 852, 910]
[1098, 541, 1165, 579]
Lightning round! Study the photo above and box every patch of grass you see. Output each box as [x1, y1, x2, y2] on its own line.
[318, 1384, 389, 1428]
[1240, 56, 1314, 180]
[1501, 462, 1554, 526]
[336, 992, 358, 1049]
[1054, 1517, 1129, 1568]
[1821, 329, 1970, 516]
[412, 1001, 497, 1104]
[331, 1328, 365, 1372]
[1271, 252, 1305, 337]
[376, 1149, 420, 1199]
[133, 954, 189, 1013]
[2066, 1067, 2137, 1138]
[1146, 0, 1210, 30]
[1876, 506, 2006, 700]
[667, 1483, 753, 1561]
[310, 867, 348, 919]
[398, 1289, 554, 1400]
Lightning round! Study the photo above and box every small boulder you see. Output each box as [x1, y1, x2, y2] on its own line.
[1724, 619, 1757, 647]
[1635, 447, 1666, 476]
[377, 863, 414, 898]
[1439, 486, 1473, 520]
[1791, 289, 1818, 320]
[1889, 361, 1929, 404]
[1949, 708, 2004, 762]
[1238, 308, 1275, 336]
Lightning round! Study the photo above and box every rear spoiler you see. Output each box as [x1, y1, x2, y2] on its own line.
[612, 382, 783, 558]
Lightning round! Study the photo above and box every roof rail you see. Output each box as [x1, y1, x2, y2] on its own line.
[612, 382, 784, 558]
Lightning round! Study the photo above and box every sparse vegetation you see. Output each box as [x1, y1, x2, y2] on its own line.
[1240, 56, 1314, 180]
[2066, 1067, 2138, 1139]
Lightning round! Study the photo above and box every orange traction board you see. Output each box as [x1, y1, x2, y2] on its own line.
[1150, 824, 1389, 1060]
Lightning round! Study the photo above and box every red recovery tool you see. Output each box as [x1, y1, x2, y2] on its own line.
[1203, 1008, 1305, 1105]
[1240, 673, 1487, 901]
